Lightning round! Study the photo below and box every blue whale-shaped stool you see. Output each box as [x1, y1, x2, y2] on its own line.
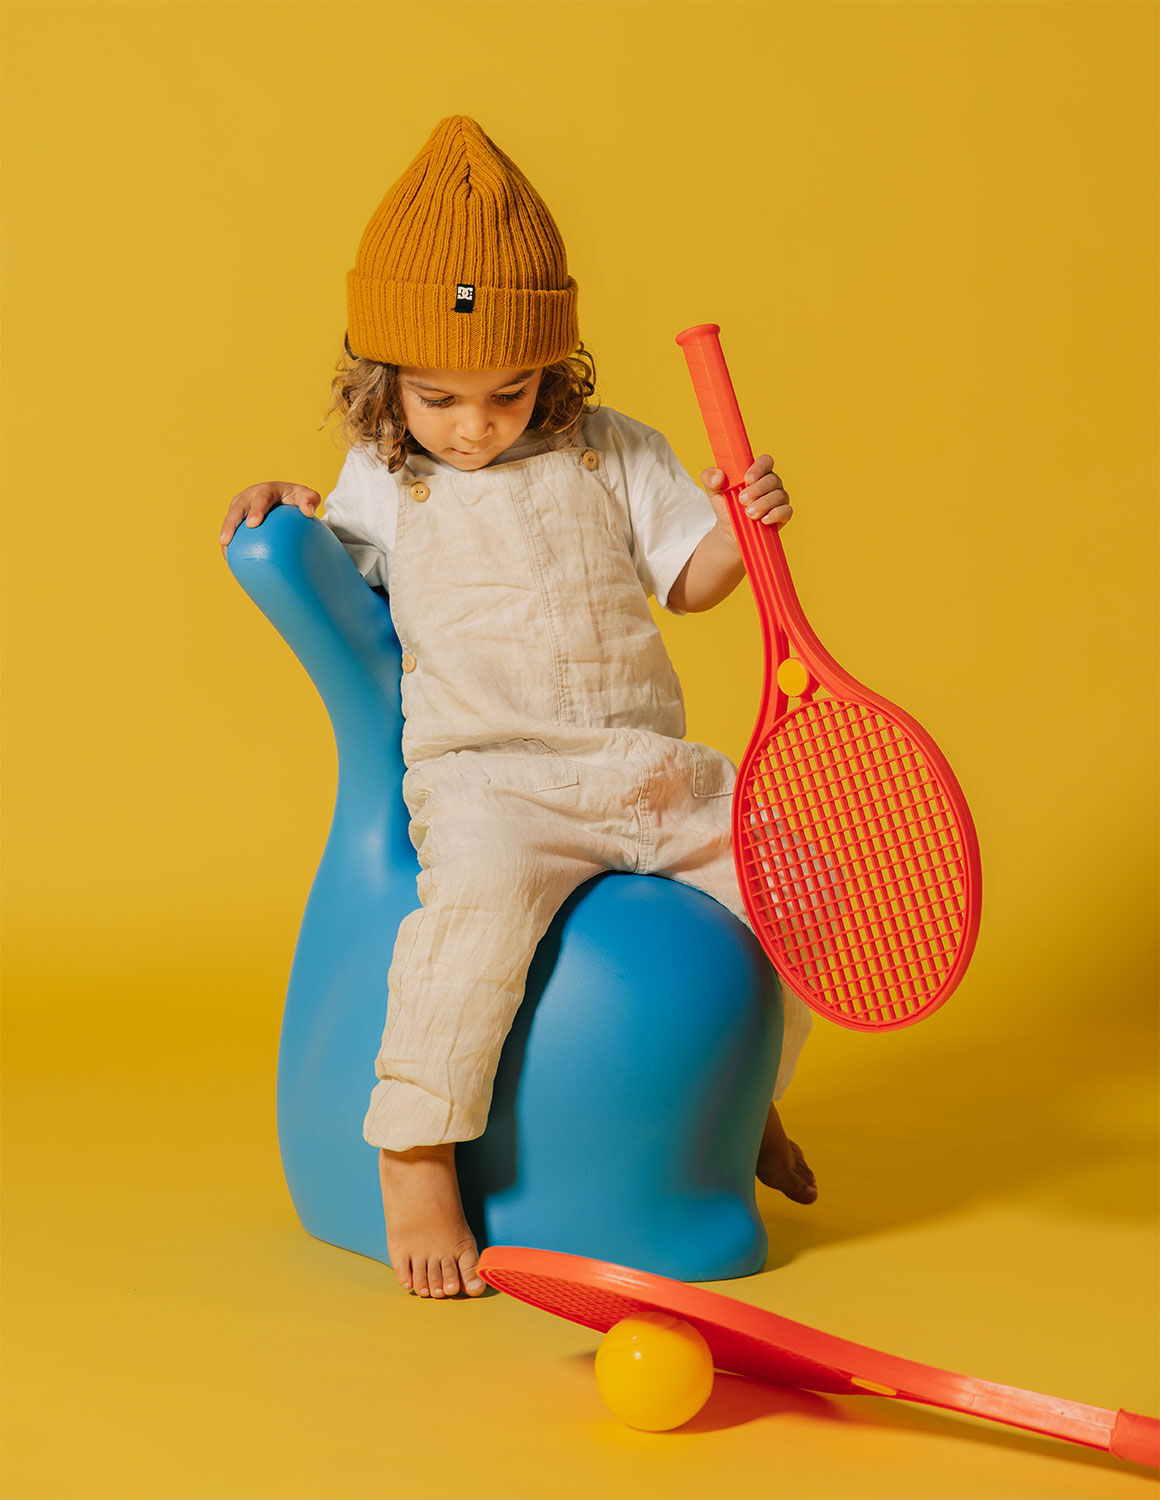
[227, 504, 783, 1281]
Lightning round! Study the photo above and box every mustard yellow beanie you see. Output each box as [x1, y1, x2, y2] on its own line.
[346, 116, 579, 370]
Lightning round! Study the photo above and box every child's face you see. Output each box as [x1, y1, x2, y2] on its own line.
[397, 365, 544, 471]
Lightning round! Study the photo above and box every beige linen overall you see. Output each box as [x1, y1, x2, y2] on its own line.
[362, 438, 811, 1151]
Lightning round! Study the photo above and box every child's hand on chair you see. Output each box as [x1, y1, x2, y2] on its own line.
[219, 482, 321, 557]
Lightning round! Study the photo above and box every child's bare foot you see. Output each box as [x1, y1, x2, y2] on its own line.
[378, 1144, 485, 1297]
[756, 1102, 818, 1204]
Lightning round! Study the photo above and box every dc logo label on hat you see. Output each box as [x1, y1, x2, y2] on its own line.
[454, 284, 475, 313]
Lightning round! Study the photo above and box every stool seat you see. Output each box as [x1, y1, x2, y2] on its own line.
[228, 504, 782, 1280]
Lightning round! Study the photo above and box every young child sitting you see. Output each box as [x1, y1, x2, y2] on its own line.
[218, 115, 816, 1301]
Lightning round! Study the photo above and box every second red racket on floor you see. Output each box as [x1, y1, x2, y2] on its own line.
[478, 1247, 1159, 1466]
[677, 323, 981, 1030]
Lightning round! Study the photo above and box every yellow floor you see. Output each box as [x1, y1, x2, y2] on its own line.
[3, 945, 1157, 1500]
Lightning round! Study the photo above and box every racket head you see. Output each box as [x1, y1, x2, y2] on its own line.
[477, 1245, 875, 1396]
[736, 689, 982, 1031]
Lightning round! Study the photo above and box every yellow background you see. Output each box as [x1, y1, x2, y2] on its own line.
[3, 3, 1157, 1498]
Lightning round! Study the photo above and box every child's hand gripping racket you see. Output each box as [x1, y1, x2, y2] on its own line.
[677, 324, 982, 1030]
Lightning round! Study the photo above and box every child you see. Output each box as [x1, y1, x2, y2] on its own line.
[219, 116, 816, 1301]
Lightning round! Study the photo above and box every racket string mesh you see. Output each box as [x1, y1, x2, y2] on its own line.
[742, 697, 968, 1025]
[483, 1266, 860, 1392]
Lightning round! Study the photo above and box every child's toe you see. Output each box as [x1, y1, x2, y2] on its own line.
[788, 1143, 818, 1203]
[461, 1257, 486, 1296]
[427, 1255, 448, 1297]
[440, 1255, 461, 1297]
[395, 1257, 414, 1293]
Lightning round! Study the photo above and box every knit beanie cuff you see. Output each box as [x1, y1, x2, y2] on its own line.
[347, 274, 579, 370]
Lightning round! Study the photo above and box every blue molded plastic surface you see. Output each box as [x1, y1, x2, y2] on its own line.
[228, 504, 782, 1281]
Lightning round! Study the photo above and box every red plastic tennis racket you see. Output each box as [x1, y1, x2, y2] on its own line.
[676, 323, 982, 1030]
[478, 1246, 1159, 1466]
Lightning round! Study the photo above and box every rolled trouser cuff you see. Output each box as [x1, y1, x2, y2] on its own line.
[362, 1077, 488, 1151]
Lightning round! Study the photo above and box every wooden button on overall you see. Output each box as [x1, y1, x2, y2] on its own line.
[409, 481, 430, 503]
[581, 449, 600, 471]
[401, 653, 417, 673]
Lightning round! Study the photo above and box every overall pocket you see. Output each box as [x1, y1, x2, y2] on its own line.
[457, 742, 581, 795]
[687, 741, 737, 799]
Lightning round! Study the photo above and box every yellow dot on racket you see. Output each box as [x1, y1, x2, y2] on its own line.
[851, 1376, 899, 1396]
[777, 658, 811, 697]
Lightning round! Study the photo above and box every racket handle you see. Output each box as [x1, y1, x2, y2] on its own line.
[675, 324, 756, 488]
[1110, 1409, 1160, 1467]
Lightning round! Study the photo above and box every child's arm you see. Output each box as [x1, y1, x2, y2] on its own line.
[218, 482, 321, 558]
[667, 454, 790, 613]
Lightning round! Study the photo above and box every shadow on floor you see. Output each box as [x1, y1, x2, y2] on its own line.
[569, 1354, 1153, 1475]
[756, 937, 1159, 1272]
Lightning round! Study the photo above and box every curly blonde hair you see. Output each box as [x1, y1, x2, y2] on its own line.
[320, 335, 598, 471]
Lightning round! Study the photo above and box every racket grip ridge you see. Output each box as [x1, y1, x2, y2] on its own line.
[675, 324, 755, 485]
[1110, 1409, 1160, 1467]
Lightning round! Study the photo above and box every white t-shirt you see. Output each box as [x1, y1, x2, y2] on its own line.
[319, 405, 716, 611]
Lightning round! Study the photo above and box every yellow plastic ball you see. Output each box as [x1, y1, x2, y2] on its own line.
[594, 1313, 715, 1431]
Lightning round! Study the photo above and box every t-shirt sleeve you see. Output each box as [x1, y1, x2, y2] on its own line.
[594, 409, 717, 612]
[318, 445, 395, 592]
